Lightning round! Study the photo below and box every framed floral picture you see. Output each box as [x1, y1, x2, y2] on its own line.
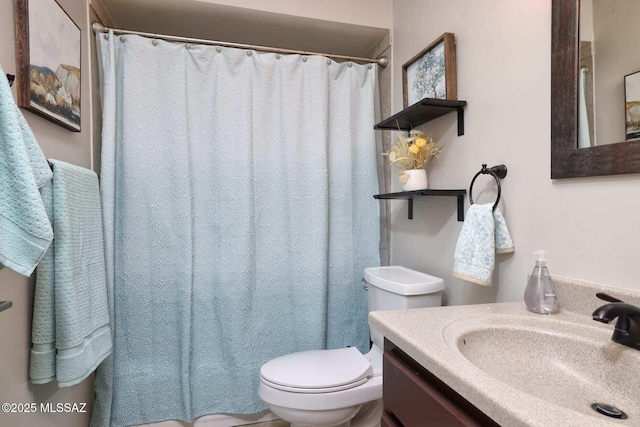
[15, 0, 81, 131]
[625, 70, 640, 141]
[402, 33, 456, 108]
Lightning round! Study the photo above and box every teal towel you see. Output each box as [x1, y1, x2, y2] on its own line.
[453, 203, 514, 286]
[30, 160, 112, 387]
[0, 66, 53, 276]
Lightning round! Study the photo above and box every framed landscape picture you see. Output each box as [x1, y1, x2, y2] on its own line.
[625, 71, 640, 141]
[15, 0, 81, 131]
[402, 33, 456, 108]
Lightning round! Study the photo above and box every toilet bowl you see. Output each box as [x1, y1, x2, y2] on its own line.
[258, 266, 445, 427]
[258, 346, 383, 427]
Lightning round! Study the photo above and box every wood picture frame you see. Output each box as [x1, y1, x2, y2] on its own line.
[15, 0, 81, 132]
[402, 33, 457, 108]
[624, 70, 640, 141]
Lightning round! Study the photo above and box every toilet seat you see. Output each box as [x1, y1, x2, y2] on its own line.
[260, 375, 369, 393]
[260, 347, 373, 392]
[258, 373, 382, 412]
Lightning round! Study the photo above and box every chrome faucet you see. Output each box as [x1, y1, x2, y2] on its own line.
[592, 293, 640, 351]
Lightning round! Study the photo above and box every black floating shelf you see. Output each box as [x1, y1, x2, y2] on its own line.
[374, 98, 467, 136]
[374, 189, 467, 221]
[0, 301, 13, 313]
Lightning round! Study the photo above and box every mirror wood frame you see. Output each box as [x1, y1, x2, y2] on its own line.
[551, 0, 640, 178]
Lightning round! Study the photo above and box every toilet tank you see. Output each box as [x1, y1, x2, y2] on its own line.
[364, 266, 444, 348]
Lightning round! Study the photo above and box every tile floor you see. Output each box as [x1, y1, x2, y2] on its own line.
[248, 421, 289, 427]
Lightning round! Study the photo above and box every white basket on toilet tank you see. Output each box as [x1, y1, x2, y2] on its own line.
[258, 266, 445, 427]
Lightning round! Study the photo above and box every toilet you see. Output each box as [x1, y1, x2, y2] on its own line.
[258, 266, 445, 427]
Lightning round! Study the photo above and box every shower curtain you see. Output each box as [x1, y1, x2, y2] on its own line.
[94, 32, 380, 427]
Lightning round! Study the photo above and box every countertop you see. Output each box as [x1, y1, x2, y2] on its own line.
[369, 295, 638, 427]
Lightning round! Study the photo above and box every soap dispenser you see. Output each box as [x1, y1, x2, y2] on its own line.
[524, 250, 558, 314]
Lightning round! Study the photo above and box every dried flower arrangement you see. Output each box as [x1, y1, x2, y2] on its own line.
[384, 130, 440, 183]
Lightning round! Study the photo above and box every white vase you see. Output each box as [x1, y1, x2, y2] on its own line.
[401, 169, 429, 191]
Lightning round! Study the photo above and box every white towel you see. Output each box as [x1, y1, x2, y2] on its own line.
[578, 67, 592, 149]
[0, 66, 53, 276]
[453, 203, 514, 286]
[30, 160, 112, 387]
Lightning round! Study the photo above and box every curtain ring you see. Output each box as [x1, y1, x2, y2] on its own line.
[469, 164, 502, 211]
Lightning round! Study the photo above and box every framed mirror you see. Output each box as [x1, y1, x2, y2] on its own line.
[551, 0, 640, 178]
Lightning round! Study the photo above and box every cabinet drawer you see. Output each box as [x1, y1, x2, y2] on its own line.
[382, 410, 402, 427]
[383, 349, 481, 427]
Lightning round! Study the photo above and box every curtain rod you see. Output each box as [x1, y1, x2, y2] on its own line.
[92, 23, 388, 68]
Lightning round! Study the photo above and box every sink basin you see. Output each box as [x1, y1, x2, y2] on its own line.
[443, 314, 640, 422]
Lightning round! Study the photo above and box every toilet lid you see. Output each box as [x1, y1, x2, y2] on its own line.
[260, 347, 373, 391]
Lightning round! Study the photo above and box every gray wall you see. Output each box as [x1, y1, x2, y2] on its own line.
[390, 0, 640, 306]
[592, 0, 640, 145]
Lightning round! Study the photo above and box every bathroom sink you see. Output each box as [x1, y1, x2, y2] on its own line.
[443, 314, 640, 421]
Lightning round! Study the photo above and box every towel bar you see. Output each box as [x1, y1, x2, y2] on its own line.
[0, 301, 13, 313]
[469, 164, 507, 211]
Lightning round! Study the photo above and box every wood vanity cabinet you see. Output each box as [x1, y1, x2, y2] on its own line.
[383, 339, 499, 427]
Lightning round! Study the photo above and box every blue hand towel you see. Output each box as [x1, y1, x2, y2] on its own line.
[30, 159, 112, 387]
[0, 66, 53, 276]
[453, 203, 514, 286]
[493, 208, 514, 254]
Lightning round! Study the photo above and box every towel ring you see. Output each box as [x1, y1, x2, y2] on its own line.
[469, 164, 508, 211]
